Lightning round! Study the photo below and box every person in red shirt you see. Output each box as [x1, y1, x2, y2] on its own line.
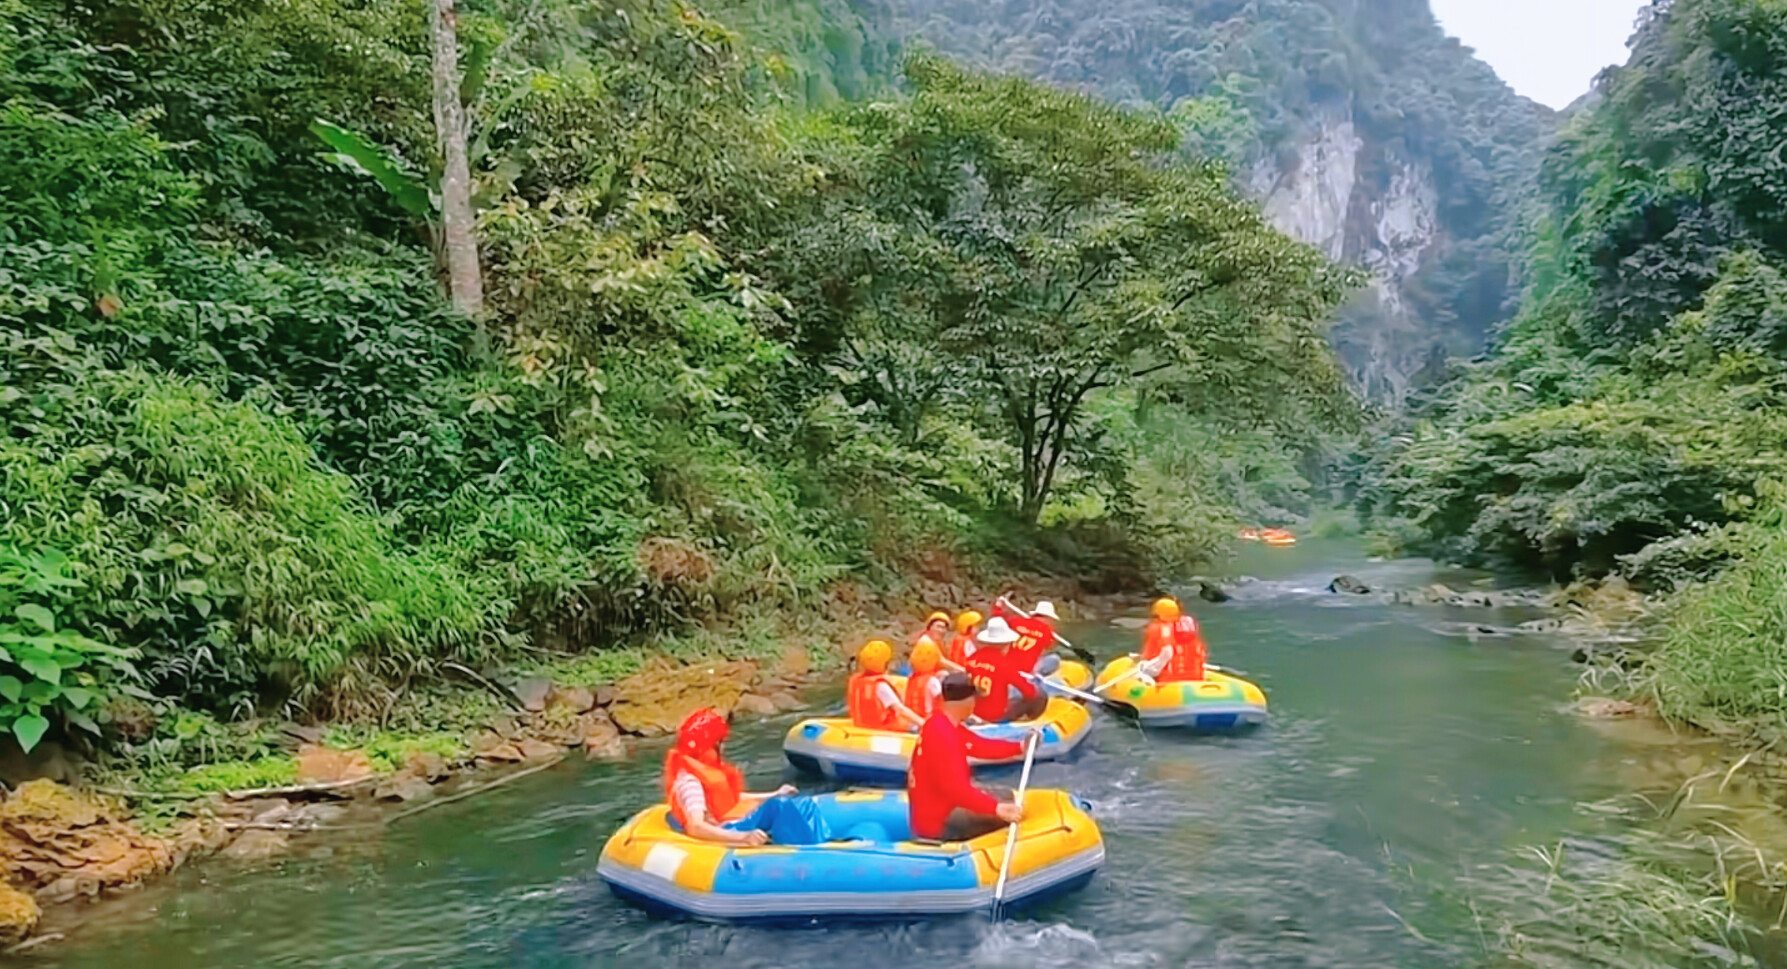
[1140, 597, 1207, 683]
[993, 596, 1061, 677]
[961, 617, 1047, 722]
[907, 672, 1030, 842]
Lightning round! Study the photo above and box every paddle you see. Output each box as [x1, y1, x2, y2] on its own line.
[1003, 601, 1097, 667]
[1025, 671, 1139, 719]
[992, 730, 1040, 918]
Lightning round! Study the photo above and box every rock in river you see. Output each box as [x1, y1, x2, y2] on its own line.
[1328, 575, 1371, 595]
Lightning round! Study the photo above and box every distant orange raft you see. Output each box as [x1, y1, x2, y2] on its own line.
[1260, 528, 1297, 547]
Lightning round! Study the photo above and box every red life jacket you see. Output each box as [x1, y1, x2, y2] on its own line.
[1144, 616, 1206, 683]
[664, 749, 746, 830]
[905, 670, 940, 720]
[848, 672, 901, 730]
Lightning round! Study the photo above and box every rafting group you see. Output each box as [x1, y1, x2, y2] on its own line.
[598, 596, 1269, 921]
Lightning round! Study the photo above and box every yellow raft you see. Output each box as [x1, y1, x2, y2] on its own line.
[784, 691, 1091, 783]
[1094, 656, 1269, 731]
[598, 788, 1104, 921]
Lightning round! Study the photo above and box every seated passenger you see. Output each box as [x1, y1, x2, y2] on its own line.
[848, 640, 925, 731]
[904, 640, 945, 720]
[1139, 597, 1207, 683]
[665, 708, 831, 846]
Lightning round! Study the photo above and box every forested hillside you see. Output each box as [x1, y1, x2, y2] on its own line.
[1360, 0, 1787, 732]
[0, 0, 1351, 756]
[882, 0, 1558, 401]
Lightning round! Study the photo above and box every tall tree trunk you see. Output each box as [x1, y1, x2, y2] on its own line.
[430, 0, 485, 341]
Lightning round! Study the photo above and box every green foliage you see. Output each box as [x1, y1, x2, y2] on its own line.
[1364, 0, 1787, 581]
[310, 119, 435, 220]
[0, 548, 138, 751]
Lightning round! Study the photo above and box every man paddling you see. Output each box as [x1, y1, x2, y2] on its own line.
[962, 616, 1048, 722]
[992, 596, 1062, 678]
[907, 672, 1030, 842]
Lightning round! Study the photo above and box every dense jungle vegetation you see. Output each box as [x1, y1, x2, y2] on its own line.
[0, 0, 1355, 758]
[1361, 0, 1787, 736]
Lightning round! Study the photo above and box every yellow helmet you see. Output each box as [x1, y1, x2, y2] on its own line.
[955, 610, 984, 634]
[858, 640, 893, 675]
[910, 640, 942, 674]
[1152, 597, 1181, 621]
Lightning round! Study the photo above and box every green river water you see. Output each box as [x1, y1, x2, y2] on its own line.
[23, 541, 1752, 968]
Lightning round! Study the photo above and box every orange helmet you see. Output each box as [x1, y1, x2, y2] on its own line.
[1152, 597, 1181, 621]
[676, 707, 728, 755]
[858, 640, 893, 674]
[955, 610, 984, 634]
[910, 640, 942, 674]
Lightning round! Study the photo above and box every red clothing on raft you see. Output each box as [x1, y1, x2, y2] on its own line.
[1142, 615, 1207, 682]
[961, 647, 1039, 722]
[906, 711, 1024, 840]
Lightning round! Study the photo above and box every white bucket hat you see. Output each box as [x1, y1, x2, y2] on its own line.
[1033, 600, 1061, 621]
[977, 616, 1020, 645]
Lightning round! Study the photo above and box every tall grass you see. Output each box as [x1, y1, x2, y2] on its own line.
[1647, 506, 1787, 739]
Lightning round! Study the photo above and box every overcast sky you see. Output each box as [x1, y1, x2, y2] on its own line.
[1430, 0, 1649, 109]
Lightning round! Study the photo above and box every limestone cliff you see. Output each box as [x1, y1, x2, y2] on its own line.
[877, 0, 1559, 400]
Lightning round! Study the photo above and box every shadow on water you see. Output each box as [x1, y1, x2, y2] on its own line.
[27, 540, 1775, 968]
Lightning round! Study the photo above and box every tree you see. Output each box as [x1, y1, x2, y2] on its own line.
[833, 56, 1361, 521]
[431, 0, 485, 325]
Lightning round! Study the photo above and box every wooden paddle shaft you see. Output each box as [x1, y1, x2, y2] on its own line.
[993, 731, 1040, 908]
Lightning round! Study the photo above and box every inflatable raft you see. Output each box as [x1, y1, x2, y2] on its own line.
[1095, 656, 1268, 731]
[1045, 659, 1093, 693]
[598, 788, 1104, 921]
[784, 695, 1091, 783]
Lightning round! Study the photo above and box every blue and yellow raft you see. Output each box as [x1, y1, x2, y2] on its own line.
[783, 692, 1091, 783]
[598, 788, 1104, 921]
[1095, 656, 1268, 731]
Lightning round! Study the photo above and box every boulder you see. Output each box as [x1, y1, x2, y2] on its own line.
[220, 829, 289, 862]
[289, 803, 349, 827]
[766, 691, 804, 713]
[1328, 575, 1371, 595]
[591, 685, 618, 708]
[1577, 697, 1642, 719]
[734, 694, 779, 718]
[777, 648, 812, 682]
[374, 773, 433, 803]
[579, 713, 621, 753]
[516, 738, 564, 762]
[1197, 582, 1232, 603]
[295, 746, 374, 786]
[608, 658, 757, 736]
[512, 677, 554, 713]
[475, 742, 525, 764]
[404, 751, 450, 782]
[0, 781, 175, 901]
[584, 736, 628, 761]
[0, 882, 40, 946]
[546, 685, 597, 715]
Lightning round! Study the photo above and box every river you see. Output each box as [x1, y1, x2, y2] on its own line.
[27, 541, 1730, 968]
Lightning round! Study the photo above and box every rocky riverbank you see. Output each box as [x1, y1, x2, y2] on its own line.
[0, 570, 1136, 952]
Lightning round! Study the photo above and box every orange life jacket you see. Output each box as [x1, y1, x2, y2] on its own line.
[904, 670, 940, 720]
[1143, 616, 1206, 682]
[946, 632, 974, 668]
[664, 749, 746, 830]
[847, 672, 901, 730]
